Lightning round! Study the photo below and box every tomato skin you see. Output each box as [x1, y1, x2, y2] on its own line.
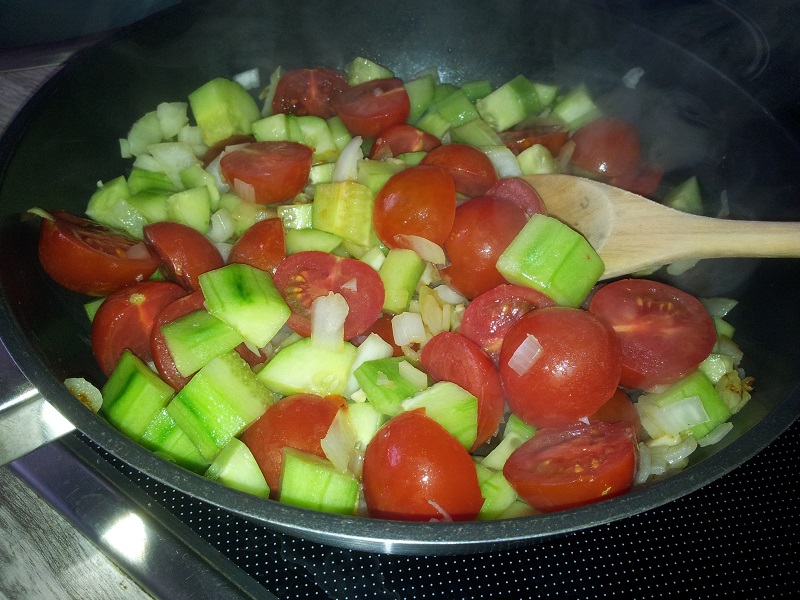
[272, 251, 385, 340]
[38, 210, 161, 296]
[369, 123, 441, 159]
[420, 143, 498, 197]
[227, 217, 286, 274]
[589, 388, 643, 440]
[499, 307, 622, 428]
[504, 421, 637, 513]
[358, 314, 403, 357]
[439, 195, 526, 299]
[570, 117, 642, 178]
[459, 284, 556, 364]
[607, 163, 664, 198]
[484, 177, 546, 218]
[219, 141, 312, 204]
[332, 78, 410, 138]
[143, 221, 224, 291]
[91, 281, 186, 376]
[588, 278, 717, 390]
[499, 123, 570, 156]
[420, 332, 505, 450]
[201, 134, 256, 167]
[372, 165, 456, 248]
[271, 68, 347, 118]
[362, 410, 484, 521]
[241, 394, 347, 494]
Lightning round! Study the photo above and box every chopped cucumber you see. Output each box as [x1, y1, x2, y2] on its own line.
[404, 73, 437, 123]
[475, 462, 519, 520]
[141, 408, 210, 473]
[285, 227, 342, 255]
[205, 438, 270, 497]
[160, 309, 246, 377]
[312, 180, 375, 246]
[664, 176, 703, 215]
[436, 88, 480, 127]
[551, 85, 601, 130]
[354, 357, 421, 416]
[167, 186, 212, 232]
[85, 176, 146, 238]
[252, 112, 289, 141]
[188, 77, 261, 146]
[460, 79, 492, 102]
[356, 159, 405, 195]
[378, 248, 426, 313]
[279, 448, 359, 515]
[345, 57, 394, 85]
[277, 202, 314, 230]
[347, 401, 387, 449]
[128, 169, 177, 195]
[517, 143, 558, 175]
[401, 381, 478, 450]
[476, 74, 541, 131]
[449, 118, 503, 147]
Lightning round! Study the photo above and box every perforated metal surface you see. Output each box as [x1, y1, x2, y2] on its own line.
[91, 419, 800, 599]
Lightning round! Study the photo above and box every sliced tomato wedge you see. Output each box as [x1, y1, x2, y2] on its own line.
[607, 162, 664, 198]
[91, 281, 186, 376]
[369, 123, 441, 159]
[331, 77, 410, 138]
[201, 134, 256, 167]
[570, 117, 642, 178]
[271, 67, 348, 118]
[485, 177, 546, 218]
[144, 221, 224, 291]
[37, 210, 161, 296]
[499, 123, 570, 156]
[219, 141, 312, 204]
[588, 278, 717, 390]
[420, 332, 505, 450]
[420, 143, 498, 197]
[504, 421, 637, 512]
[272, 251, 385, 340]
[227, 217, 286, 274]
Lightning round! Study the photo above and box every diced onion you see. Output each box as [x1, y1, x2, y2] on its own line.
[433, 284, 468, 305]
[395, 234, 447, 265]
[207, 208, 235, 243]
[697, 421, 734, 447]
[640, 394, 709, 436]
[311, 292, 349, 351]
[427, 499, 453, 522]
[321, 409, 356, 473]
[333, 136, 363, 182]
[622, 67, 645, 89]
[213, 242, 233, 262]
[507, 333, 543, 376]
[233, 68, 261, 90]
[64, 377, 103, 413]
[340, 278, 358, 292]
[233, 178, 256, 203]
[635, 442, 652, 484]
[399, 360, 429, 392]
[343, 333, 394, 398]
[391, 312, 425, 346]
[664, 435, 698, 464]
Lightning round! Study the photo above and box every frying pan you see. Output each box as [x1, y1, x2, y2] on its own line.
[2, 0, 800, 555]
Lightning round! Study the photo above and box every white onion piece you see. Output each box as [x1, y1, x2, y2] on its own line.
[233, 68, 260, 90]
[343, 333, 394, 398]
[634, 442, 652, 484]
[213, 242, 233, 263]
[261, 65, 283, 116]
[557, 139, 576, 172]
[664, 435, 698, 465]
[311, 292, 349, 351]
[64, 377, 103, 413]
[482, 145, 522, 178]
[204, 152, 231, 193]
[321, 409, 356, 473]
[399, 360, 429, 392]
[641, 394, 709, 436]
[340, 278, 358, 292]
[697, 422, 734, 447]
[433, 284, 468, 306]
[507, 334, 543, 376]
[391, 312, 425, 346]
[207, 208, 235, 243]
[396, 234, 447, 265]
[233, 178, 256, 203]
[427, 499, 453, 522]
[333, 136, 363, 182]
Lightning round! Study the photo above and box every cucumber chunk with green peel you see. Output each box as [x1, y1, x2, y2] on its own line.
[188, 77, 261, 146]
[404, 73, 437, 124]
[460, 80, 492, 102]
[476, 75, 542, 131]
[532, 81, 560, 107]
[180, 164, 221, 209]
[128, 169, 177, 195]
[357, 159, 406, 195]
[257, 336, 357, 397]
[435, 88, 480, 127]
[167, 351, 273, 460]
[101, 350, 175, 442]
[449, 118, 503, 147]
[161, 309, 246, 377]
[279, 448, 360, 515]
[252, 113, 289, 142]
[664, 176, 703, 215]
[141, 408, 210, 473]
[475, 462, 519, 520]
[295, 115, 339, 163]
[285, 227, 342, 255]
[401, 381, 478, 449]
[517, 143, 558, 175]
[345, 56, 394, 85]
[496, 214, 604, 308]
[127, 190, 171, 224]
[326, 116, 353, 152]
[312, 181, 375, 246]
[205, 438, 270, 497]
[379, 248, 426, 313]
[199, 263, 291, 349]
[347, 401, 387, 449]
[167, 186, 212, 232]
[277, 202, 314, 230]
[217, 192, 277, 236]
[480, 414, 537, 471]
[415, 111, 451, 139]
[86, 176, 146, 238]
[354, 357, 421, 416]
[551, 85, 601, 130]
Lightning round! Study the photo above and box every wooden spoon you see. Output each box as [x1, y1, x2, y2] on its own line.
[522, 174, 800, 280]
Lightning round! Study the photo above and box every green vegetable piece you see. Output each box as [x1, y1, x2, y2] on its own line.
[476, 74, 541, 131]
[257, 336, 357, 397]
[435, 88, 480, 127]
[312, 180, 375, 246]
[474, 462, 519, 520]
[551, 85, 601, 131]
[404, 73, 437, 124]
[199, 263, 291, 349]
[460, 79, 492, 102]
[279, 448, 359, 515]
[252, 113, 289, 142]
[347, 401, 387, 450]
[496, 214, 604, 307]
[532, 81, 560, 107]
[101, 350, 174, 442]
[664, 176, 703, 215]
[401, 381, 478, 450]
[357, 159, 406, 195]
[285, 227, 342, 255]
[188, 77, 261, 146]
[167, 186, 212, 233]
[354, 357, 421, 416]
[125, 110, 163, 157]
[141, 408, 210, 473]
[277, 203, 314, 230]
[161, 309, 246, 377]
[378, 248, 426, 313]
[415, 111, 451, 138]
[517, 143, 558, 175]
[309, 163, 336, 185]
[84, 297, 104, 322]
[345, 57, 394, 85]
[128, 169, 177, 195]
[295, 115, 339, 163]
[180, 164, 221, 210]
[326, 116, 353, 152]
[127, 189, 172, 224]
[85, 176, 147, 238]
[205, 438, 270, 497]
[449, 118, 503, 147]
[698, 353, 734, 385]
[218, 192, 276, 236]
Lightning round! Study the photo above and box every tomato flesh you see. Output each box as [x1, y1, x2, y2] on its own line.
[227, 217, 286, 275]
[570, 117, 642, 178]
[484, 177, 546, 218]
[362, 410, 484, 521]
[499, 124, 570, 156]
[38, 210, 161, 296]
[91, 281, 186, 376]
[219, 141, 312, 204]
[272, 251, 385, 340]
[369, 123, 441, 159]
[144, 221, 224, 291]
[271, 68, 347, 118]
[588, 278, 717, 390]
[332, 78, 410, 138]
[420, 143, 498, 197]
[504, 421, 637, 512]
[499, 307, 622, 428]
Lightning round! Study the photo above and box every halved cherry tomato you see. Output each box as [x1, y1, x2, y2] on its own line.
[372, 165, 456, 248]
[570, 117, 642, 178]
[201, 134, 256, 167]
[589, 388, 643, 440]
[272, 251, 384, 340]
[241, 394, 347, 494]
[588, 278, 717, 390]
[459, 284, 556, 364]
[439, 195, 526, 299]
[37, 210, 161, 296]
[227, 217, 286, 274]
[331, 78, 410, 138]
[420, 332, 505, 450]
[362, 410, 484, 521]
[607, 163, 664, 198]
[358, 314, 403, 357]
[369, 123, 441, 159]
[219, 141, 312, 204]
[91, 281, 186, 376]
[271, 67, 348, 118]
[504, 421, 636, 512]
[499, 307, 622, 428]
[484, 177, 546, 218]
[420, 143, 498, 197]
[499, 123, 569, 156]
[143, 221, 224, 291]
